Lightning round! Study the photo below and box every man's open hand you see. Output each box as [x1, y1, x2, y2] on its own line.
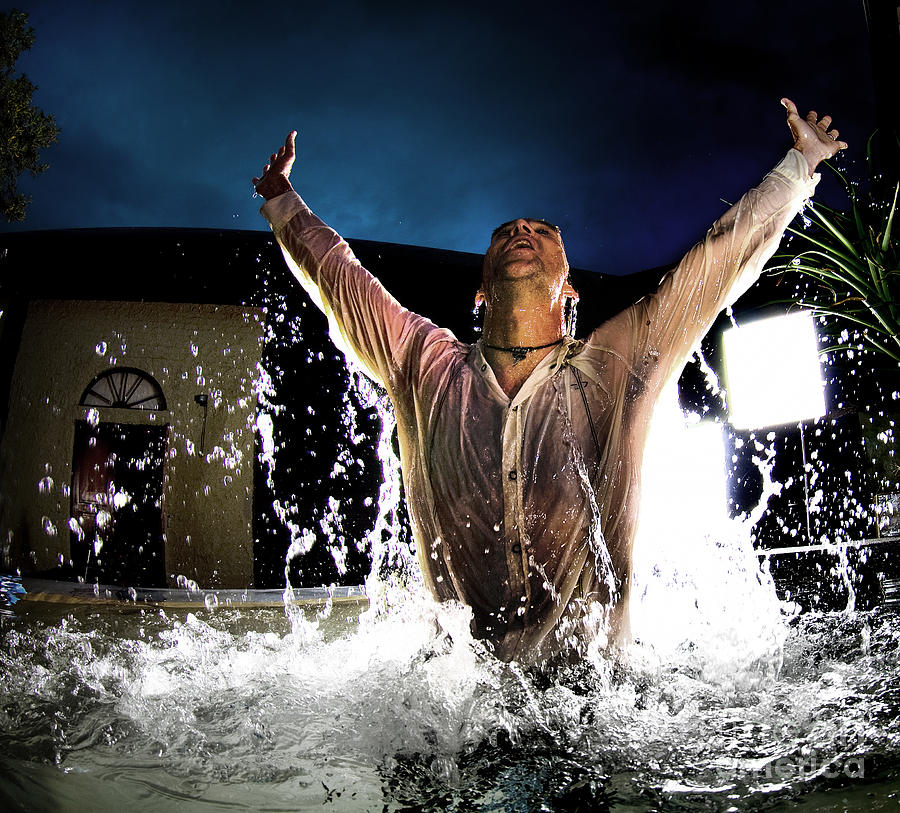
[253, 131, 297, 200]
[782, 98, 847, 176]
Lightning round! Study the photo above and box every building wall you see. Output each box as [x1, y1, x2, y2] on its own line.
[0, 299, 265, 588]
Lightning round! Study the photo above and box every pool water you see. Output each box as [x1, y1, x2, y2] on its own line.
[3, 587, 900, 812]
[4, 378, 899, 811]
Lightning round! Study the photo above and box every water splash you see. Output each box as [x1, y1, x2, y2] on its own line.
[350, 369, 422, 618]
[632, 380, 793, 688]
[2, 593, 898, 809]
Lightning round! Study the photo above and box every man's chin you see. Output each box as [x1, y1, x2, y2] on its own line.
[494, 257, 543, 278]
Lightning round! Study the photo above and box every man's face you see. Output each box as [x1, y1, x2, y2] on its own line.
[482, 218, 569, 297]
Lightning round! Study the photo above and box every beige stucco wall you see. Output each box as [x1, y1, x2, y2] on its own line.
[0, 299, 265, 588]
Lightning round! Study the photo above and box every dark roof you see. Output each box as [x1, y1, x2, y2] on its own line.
[0, 227, 283, 307]
[0, 227, 666, 336]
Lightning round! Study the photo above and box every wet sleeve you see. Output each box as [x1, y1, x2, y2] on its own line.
[611, 149, 818, 391]
[260, 191, 434, 388]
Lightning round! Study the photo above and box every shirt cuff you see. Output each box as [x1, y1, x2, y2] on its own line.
[773, 148, 820, 196]
[260, 190, 311, 228]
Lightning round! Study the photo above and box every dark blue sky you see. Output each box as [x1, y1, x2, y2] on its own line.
[2, 0, 879, 275]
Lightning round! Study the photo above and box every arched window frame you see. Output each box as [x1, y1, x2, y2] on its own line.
[79, 367, 167, 410]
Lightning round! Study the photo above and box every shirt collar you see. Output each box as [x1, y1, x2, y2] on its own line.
[471, 337, 582, 406]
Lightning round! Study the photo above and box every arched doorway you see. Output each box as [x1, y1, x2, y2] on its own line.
[71, 368, 168, 587]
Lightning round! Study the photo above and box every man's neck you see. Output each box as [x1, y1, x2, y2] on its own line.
[481, 285, 565, 348]
[480, 289, 566, 398]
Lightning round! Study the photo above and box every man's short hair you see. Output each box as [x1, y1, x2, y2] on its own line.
[491, 218, 562, 241]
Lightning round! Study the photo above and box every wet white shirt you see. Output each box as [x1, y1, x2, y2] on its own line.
[262, 149, 817, 663]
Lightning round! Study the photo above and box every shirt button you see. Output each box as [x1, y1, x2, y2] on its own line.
[511, 543, 522, 554]
[508, 470, 517, 481]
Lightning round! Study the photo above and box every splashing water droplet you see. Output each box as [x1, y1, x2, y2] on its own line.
[68, 518, 84, 541]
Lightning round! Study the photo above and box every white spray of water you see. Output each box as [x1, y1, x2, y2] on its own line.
[631, 373, 793, 688]
[347, 368, 423, 624]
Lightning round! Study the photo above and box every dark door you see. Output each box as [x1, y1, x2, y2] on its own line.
[70, 421, 167, 587]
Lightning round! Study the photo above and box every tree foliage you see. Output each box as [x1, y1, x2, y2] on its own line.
[0, 9, 59, 222]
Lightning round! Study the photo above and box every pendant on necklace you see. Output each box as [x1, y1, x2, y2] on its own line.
[510, 347, 529, 364]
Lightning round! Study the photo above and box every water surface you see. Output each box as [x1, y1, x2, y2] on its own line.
[3, 590, 900, 812]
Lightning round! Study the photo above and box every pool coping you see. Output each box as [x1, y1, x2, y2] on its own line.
[18, 577, 368, 609]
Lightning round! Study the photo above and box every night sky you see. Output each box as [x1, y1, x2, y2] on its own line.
[1, 0, 879, 275]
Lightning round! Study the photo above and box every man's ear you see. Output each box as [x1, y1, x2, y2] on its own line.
[475, 290, 486, 309]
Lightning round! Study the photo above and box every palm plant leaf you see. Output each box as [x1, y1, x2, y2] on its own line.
[767, 151, 899, 364]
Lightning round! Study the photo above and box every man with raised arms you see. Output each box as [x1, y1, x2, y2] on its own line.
[253, 99, 846, 664]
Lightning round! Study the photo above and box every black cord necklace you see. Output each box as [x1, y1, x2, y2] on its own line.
[483, 338, 564, 364]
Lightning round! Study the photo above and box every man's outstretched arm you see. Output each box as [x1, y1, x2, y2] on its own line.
[252, 132, 443, 393]
[594, 99, 847, 394]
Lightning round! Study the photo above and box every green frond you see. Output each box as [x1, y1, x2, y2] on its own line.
[882, 182, 898, 254]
